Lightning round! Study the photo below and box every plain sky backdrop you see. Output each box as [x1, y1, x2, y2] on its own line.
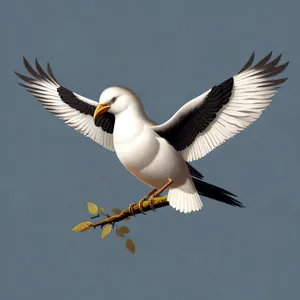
[1, 0, 299, 299]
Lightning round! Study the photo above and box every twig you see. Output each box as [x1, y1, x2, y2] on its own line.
[92, 196, 169, 228]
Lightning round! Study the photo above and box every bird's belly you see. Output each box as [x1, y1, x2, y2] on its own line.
[114, 130, 188, 188]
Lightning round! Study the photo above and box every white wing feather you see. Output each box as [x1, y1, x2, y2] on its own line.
[15, 58, 114, 151]
[153, 52, 288, 162]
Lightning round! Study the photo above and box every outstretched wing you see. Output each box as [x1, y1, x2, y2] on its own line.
[153, 52, 289, 162]
[15, 57, 115, 151]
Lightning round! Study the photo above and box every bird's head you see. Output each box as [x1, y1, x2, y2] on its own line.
[93, 86, 141, 119]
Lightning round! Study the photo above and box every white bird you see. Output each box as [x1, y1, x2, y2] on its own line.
[15, 52, 288, 213]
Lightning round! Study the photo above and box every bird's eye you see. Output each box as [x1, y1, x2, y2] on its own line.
[110, 97, 117, 104]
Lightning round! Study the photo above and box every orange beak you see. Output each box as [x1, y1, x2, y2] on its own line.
[93, 104, 110, 119]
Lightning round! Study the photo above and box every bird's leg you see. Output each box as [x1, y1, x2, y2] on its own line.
[128, 188, 158, 216]
[149, 178, 173, 211]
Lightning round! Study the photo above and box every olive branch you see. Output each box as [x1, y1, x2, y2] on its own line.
[72, 196, 169, 254]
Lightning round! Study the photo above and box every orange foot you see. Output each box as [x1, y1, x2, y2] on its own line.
[128, 188, 157, 216]
[148, 178, 174, 212]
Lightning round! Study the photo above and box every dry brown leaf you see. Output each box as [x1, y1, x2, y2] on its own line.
[112, 208, 121, 215]
[101, 224, 113, 239]
[126, 238, 136, 254]
[119, 226, 130, 234]
[72, 222, 93, 232]
[87, 202, 99, 215]
[115, 228, 125, 238]
[99, 208, 105, 215]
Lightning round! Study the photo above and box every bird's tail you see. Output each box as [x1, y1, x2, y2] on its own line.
[168, 163, 244, 213]
[192, 178, 244, 208]
[168, 188, 203, 213]
[187, 162, 244, 208]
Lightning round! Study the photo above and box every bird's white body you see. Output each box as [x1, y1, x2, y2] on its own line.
[113, 102, 202, 212]
[114, 106, 191, 188]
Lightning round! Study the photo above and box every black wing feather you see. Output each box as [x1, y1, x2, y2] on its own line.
[15, 58, 115, 134]
[155, 78, 234, 151]
[154, 52, 288, 152]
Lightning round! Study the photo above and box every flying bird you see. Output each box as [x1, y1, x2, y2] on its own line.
[15, 52, 288, 213]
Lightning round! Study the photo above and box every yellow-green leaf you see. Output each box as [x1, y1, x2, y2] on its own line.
[112, 208, 121, 215]
[72, 222, 93, 232]
[115, 228, 125, 238]
[101, 224, 113, 239]
[87, 202, 99, 215]
[126, 239, 136, 254]
[99, 208, 105, 215]
[119, 226, 130, 234]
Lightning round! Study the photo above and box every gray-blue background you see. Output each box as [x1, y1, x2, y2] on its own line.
[2, 0, 299, 299]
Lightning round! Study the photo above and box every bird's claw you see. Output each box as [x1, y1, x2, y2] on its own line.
[148, 196, 156, 212]
[128, 187, 160, 216]
[138, 199, 147, 215]
[129, 203, 136, 216]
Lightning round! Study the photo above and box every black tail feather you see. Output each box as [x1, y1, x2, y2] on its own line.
[187, 162, 204, 180]
[192, 178, 244, 208]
